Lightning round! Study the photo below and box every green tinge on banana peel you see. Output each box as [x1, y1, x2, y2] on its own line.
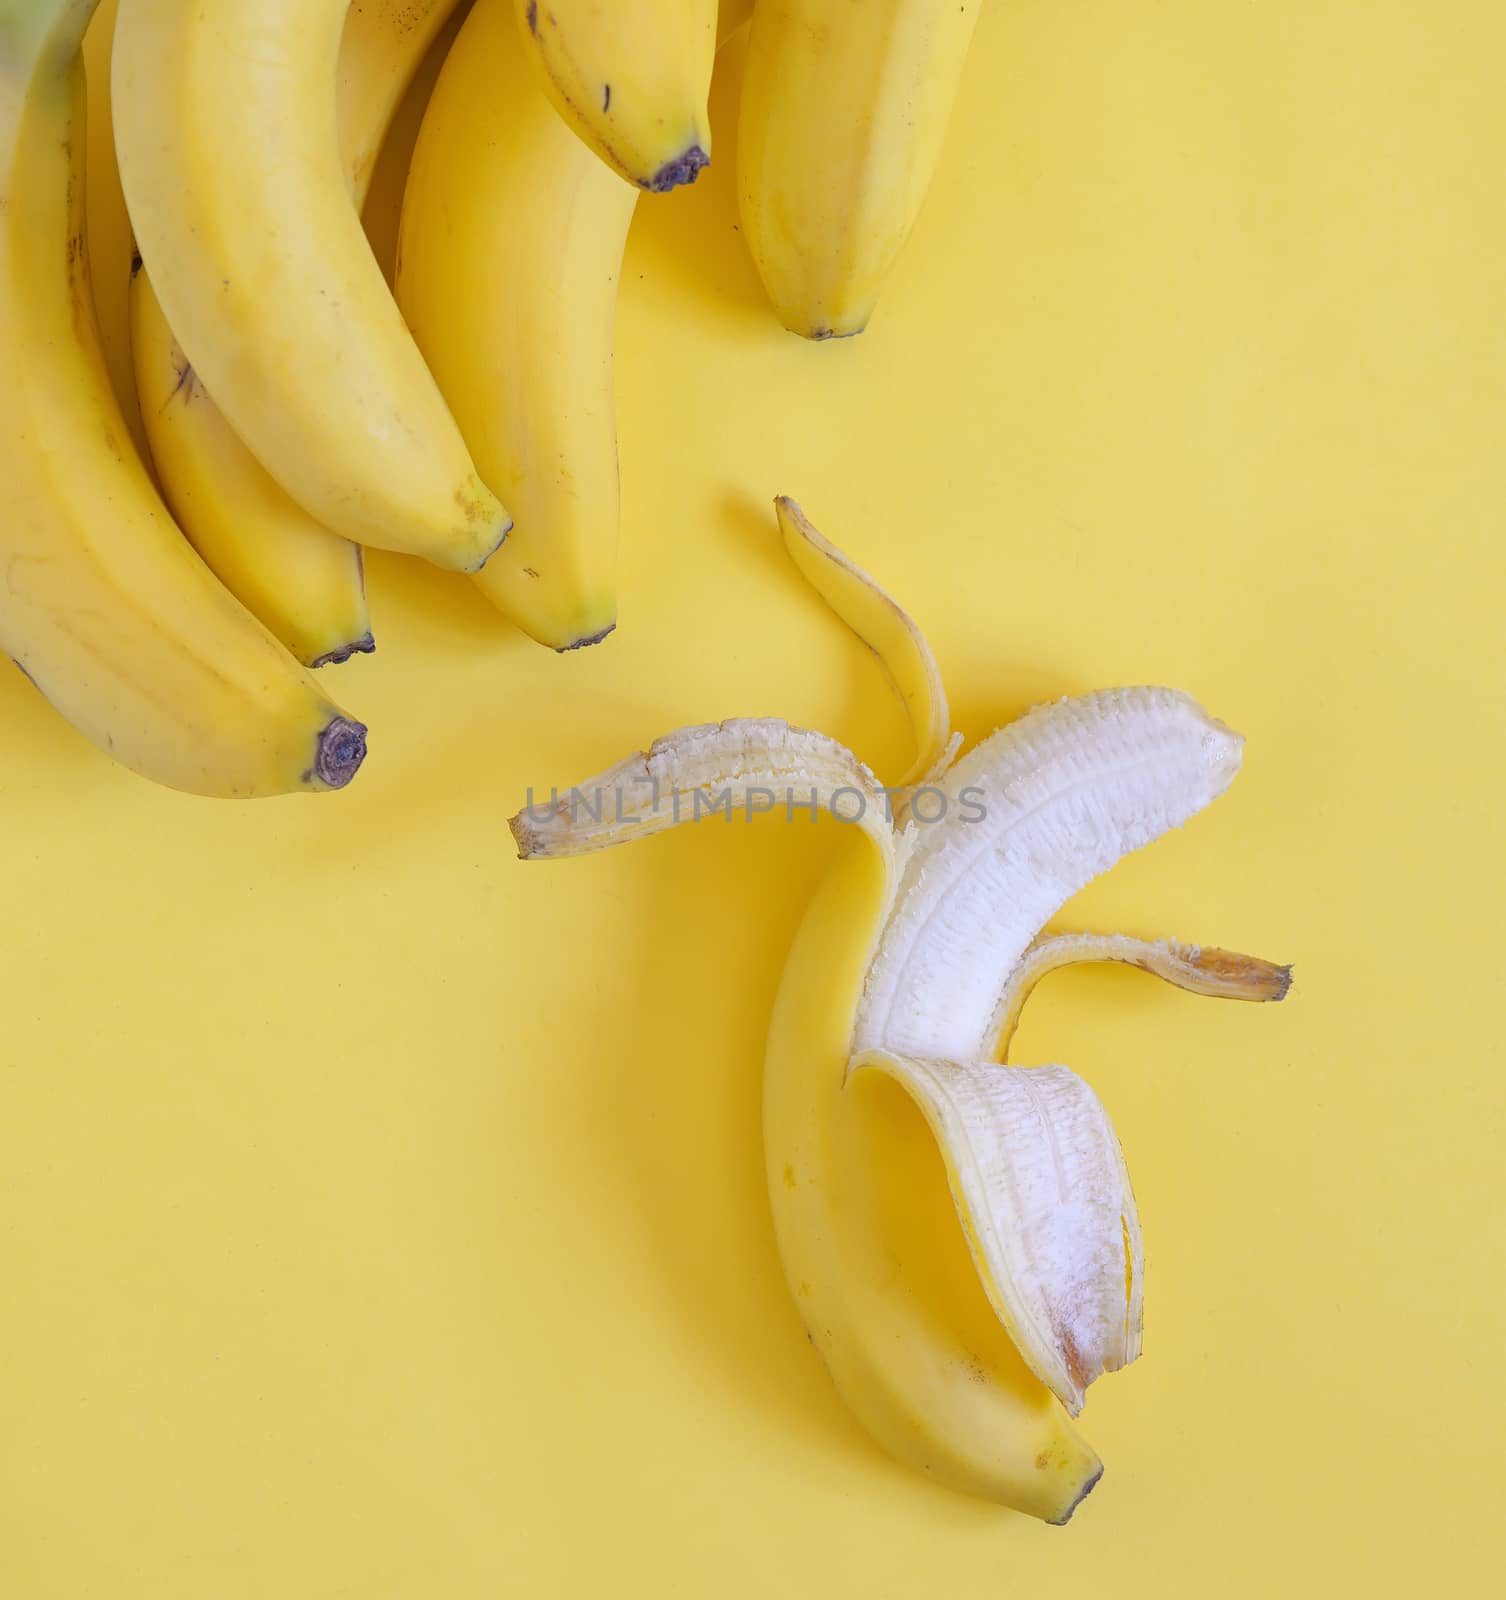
[510, 499, 1289, 1518]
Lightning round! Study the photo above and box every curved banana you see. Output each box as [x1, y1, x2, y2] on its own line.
[513, 0, 718, 190]
[397, 0, 750, 649]
[130, 265, 373, 668]
[738, 0, 983, 338]
[338, 0, 462, 204]
[1, 1, 366, 797]
[510, 499, 1287, 1515]
[398, 0, 624, 650]
[81, 0, 146, 461]
[112, 0, 508, 571]
[128, 0, 462, 667]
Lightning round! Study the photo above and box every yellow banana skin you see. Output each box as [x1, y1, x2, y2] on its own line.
[399, 0, 624, 650]
[511, 503, 1285, 1512]
[765, 834, 1102, 1519]
[0, 0, 366, 796]
[338, 0, 462, 204]
[130, 263, 373, 669]
[399, 0, 753, 650]
[514, 0, 717, 190]
[127, 0, 462, 667]
[112, 0, 509, 571]
[738, 0, 983, 338]
[767, 499, 1099, 1515]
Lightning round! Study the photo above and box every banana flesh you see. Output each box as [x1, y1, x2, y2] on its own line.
[857, 688, 1247, 1061]
[0, 0, 366, 796]
[112, 0, 509, 570]
[738, 0, 983, 338]
[513, 0, 718, 190]
[510, 500, 1288, 1514]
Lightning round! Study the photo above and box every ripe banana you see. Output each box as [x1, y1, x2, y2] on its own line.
[738, 1, 983, 338]
[112, 0, 509, 571]
[1, 0, 366, 796]
[337, 0, 462, 205]
[513, 0, 718, 190]
[509, 499, 1288, 1515]
[130, 264, 373, 669]
[397, 0, 750, 649]
[127, 0, 462, 667]
[398, 0, 624, 650]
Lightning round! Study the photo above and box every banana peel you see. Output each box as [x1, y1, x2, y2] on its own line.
[510, 499, 1289, 1518]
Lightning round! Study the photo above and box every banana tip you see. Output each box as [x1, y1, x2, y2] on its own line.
[1049, 1461, 1105, 1526]
[507, 812, 544, 859]
[801, 323, 865, 343]
[309, 633, 376, 670]
[469, 513, 514, 573]
[554, 622, 617, 653]
[644, 146, 709, 193]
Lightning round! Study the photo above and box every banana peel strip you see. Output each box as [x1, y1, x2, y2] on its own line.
[853, 1050, 1143, 1415]
[777, 496, 956, 790]
[991, 933, 1293, 1062]
[510, 717, 906, 881]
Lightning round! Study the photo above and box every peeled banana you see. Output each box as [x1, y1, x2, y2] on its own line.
[509, 499, 1288, 1515]
[0, 0, 367, 796]
[738, 1, 982, 338]
[112, 0, 509, 571]
[513, 0, 718, 190]
[127, 0, 462, 667]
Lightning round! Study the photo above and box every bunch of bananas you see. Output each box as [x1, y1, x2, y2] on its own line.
[1, 0, 982, 797]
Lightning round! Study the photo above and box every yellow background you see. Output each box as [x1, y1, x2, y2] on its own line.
[3, 1, 1503, 1592]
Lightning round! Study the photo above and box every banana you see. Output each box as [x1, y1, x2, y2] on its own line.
[130, 265, 374, 669]
[509, 498, 1288, 1515]
[738, 0, 983, 338]
[398, 0, 624, 650]
[1, 0, 366, 796]
[337, 0, 462, 205]
[513, 0, 718, 190]
[396, 0, 750, 649]
[112, 0, 509, 571]
[127, 0, 462, 667]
